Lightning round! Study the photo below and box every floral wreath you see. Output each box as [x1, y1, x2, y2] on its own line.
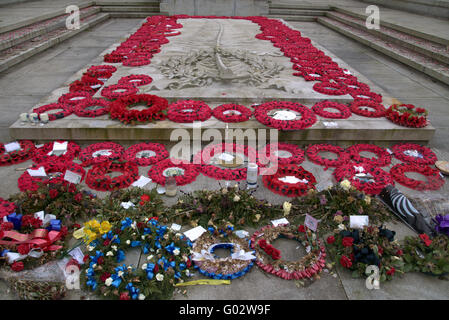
[74, 98, 111, 118]
[313, 81, 348, 96]
[311, 101, 351, 119]
[386, 104, 428, 128]
[263, 164, 317, 197]
[33, 103, 74, 121]
[391, 143, 437, 165]
[117, 74, 153, 87]
[350, 99, 386, 118]
[85, 161, 139, 191]
[0, 197, 16, 219]
[32, 141, 81, 164]
[350, 91, 382, 103]
[148, 158, 199, 186]
[193, 143, 258, 181]
[167, 100, 212, 123]
[212, 104, 252, 123]
[100, 84, 138, 100]
[18, 161, 86, 192]
[306, 143, 350, 168]
[333, 163, 393, 195]
[81, 218, 194, 300]
[0, 140, 35, 166]
[109, 94, 168, 124]
[258, 142, 305, 166]
[192, 226, 255, 280]
[254, 101, 317, 131]
[123, 142, 169, 166]
[250, 224, 326, 280]
[389, 163, 445, 191]
[86, 65, 117, 79]
[58, 91, 92, 106]
[79, 142, 125, 167]
[346, 143, 392, 167]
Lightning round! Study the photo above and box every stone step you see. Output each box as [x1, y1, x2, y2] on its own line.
[0, 6, 101, 52]
[269, 3, 330, 10]
[264, 15, 316, 22]
[95, 0, 159, 5]
[268, 9, 326, 16]
[326, 11, 449, 65]
[108, 12, 166, 18]
[358, 0, 449, 19]
[0, 13, 110, 74]
[317, 16, 449, 86]
[100, 6, 160, 12]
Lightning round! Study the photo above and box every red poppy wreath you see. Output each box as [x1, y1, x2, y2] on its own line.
[123, 142, 169, 166]
[33, 103, 74, 121]
[167, 100, 212, 123]
[313, 81, 348, 96]
[117, 74, 153, 87]
[391, 143, 437, 165]
[306, 143, 350, 169]
[78, 142, 124, 167]
[148, 158, 199, 186]
[32, 141, 81, 165]
[311, 101, 351, 119]
[263, 164, 317, 197]
[389, 163, 444, 191]
[0, 197, 15, 219]
[350, 99, 386, 118]
[254, 101, 317, 131]
[86, 161, 139, 191]
[350, 91, 382, 103]
[258, 143, 305, 166]
[386, 104, 428, 128]
[212, 104, 252, 123]
[74, 98, 110, 118]
[0, 140, 35, 166]
[346, 144, 392, 167]
[86, 65, 117, 78]
[109, 93, 168, 124]
[58, 91, 92, 106]
[100, 84, 138, 100]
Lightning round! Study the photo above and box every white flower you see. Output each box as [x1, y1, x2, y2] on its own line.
[156, 273, 164, 281]
[138, 294, 145, 300]
[222, 188, 228, 195]
[87, 246, 95, 252]
[105, 277, 113, 286]
[283, 202, 292, 216]
[141, 235, 146, 240]
[111, 245, 117, 251]
[156, 249, 161, 254]
[173, 248, 180, 256]
[338, 224, 346, 231]
[127, 266, 132, 271]
[92, 264, 97, 269]
[131, 222, 137, 229]
[126, 240, 131, 245]
[147, 255, 154, 261]
[142, 263, 147, 270]
[106, 251, 114, 257]
[233, 195, 240, 202]
[176, 233, 182, 238]
[340, 179, 351, 191]
[185, 270, 190, 276]
[118, 271, 124, 277]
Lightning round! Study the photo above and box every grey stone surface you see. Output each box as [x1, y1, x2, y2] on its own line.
[160, 0, 268, 16]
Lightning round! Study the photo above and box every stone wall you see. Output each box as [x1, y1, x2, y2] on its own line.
[160, 0, 269, 16]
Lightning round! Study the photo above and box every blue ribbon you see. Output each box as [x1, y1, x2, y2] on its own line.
[131, 241, 141, 247]
[7, 212, 22, 230]
[46, 219, 61, 231]
[121, 218, 133, 230]
[116, 250, 125, 263]
[164, 242, 179, 255]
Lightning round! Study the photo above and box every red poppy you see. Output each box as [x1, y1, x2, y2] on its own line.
[342, 237, 354, 248]
[340, 255, 352, 269]
[419, 233, 432, 246]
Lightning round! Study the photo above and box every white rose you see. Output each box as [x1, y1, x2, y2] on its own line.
[156, 273, 164, 281]
[118, 271, 124, 277]
[111, 245, 117, 251]
[92, 264, 97, 269]
[131, 222, 137, 229]
[87, 246, 94, 252]
[141, 235, 146, 240]
[105, 277, 113, 286]
[233, 195, 240, 202]
[173, 248, 180, 256]
[106, 251, 114, 257]
[338, 224, 346, 231]
[340, 179, 351, 191]
[147, 255, 154, 261]
[142, 263, 147, 270]
[126, 240, 131, 245]
[283, 202, 292, 216]
[138, 294, 145, 300]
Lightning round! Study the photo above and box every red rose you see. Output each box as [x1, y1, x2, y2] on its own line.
[103, 239, 111, 246]
[271, 249, 281, 260]
[74, 193, 83, 202]
[298, 225, 306, 233]
[119, 292, 130, 300]
[326, 236, 335, 244]
[154, 264, 159, 273]
[340, 255, 352, 269]
[83, 254, 90, 263]
[396, 250, 403, 256]
[0, 222, 13, 231]
[258, 239, 267, 249]
[139, 201, 145, 206]
[140, 194, 150, 203]
[137, 222, 145, 230]
[49, 189, 59, 199]
[386, 267, 396, 276]
[419, 233, 432, 247]
[17, 244, 30, 255]
[74, 223, 81, 229]
[100, 272, 111, 283]
[265, 245, 274, 256]
[11, 261, 24, 272]
[96, 256, 104, 265]
[342, 237, 354, 248]
[31, 217, 42, 228]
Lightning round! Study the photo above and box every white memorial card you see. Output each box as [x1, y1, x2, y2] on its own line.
[271, 218, 289, 227]
[131, 175, 152, 188]
[4, 142, 21, 153]
[64, 170, 82, 184]
[184, 226, 207, 241]
[27, 167, 47, 177]
[350, 215, 369, 229]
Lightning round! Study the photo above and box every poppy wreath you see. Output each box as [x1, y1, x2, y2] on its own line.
[76, 75, 104, 92]
[0, 197, 16, 219]
[86, 65, 117, 78]
[350, 99, 386, 118]
[250, 224, 326, 280]
[32, 141, 81, 165]
[350, 91, 383, 104]
[79, 142, 125, 167]
[258, 142, 305, 166]
[0, 140, 35, 166]
[192, 226, 255, 280]
[74, 98, 111, 118]
[311, 101, 351, 119]
[346, 144, 392, 167]
[389, 163, 445, 191]
[123, 142, 169, 166]
[263, 164, 317, 197]
[193, 142, 258, 181]
[391, 143, 437, 165]
[339, 79, 370, 95]
[86, 161, 139, 191]
[33, 103, 74, 121]
[254, 101, 317, 131]
[69, 80, 97, 95]
[167, 100, 212, 123]
[103, 51, 125, 63]
[58, 91, 92, 106]
[386, 104, 428, 128]
[306, 143, 350, 169]
[148, 158, 199, 186]
[293, 67, 329, 82]
[80, 217, 194, 300]
[101, 84, 138, 100]
[212, 104, 252, 123]
[117, 74, 153, 87]
[333, 162, 393, 195]
[109, 94, 168, 124]
[313, 81, 348, 96]
[18, 161, 86, 192]
[122, 54, 152, 67]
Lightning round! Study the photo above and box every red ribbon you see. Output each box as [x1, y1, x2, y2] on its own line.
[0, 229, 62, 251]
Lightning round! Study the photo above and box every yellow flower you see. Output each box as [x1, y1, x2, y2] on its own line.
[84, 229, 97, 244]
[99, 221, 111, 234]
[85, 219, 101, 231]
[283, 202, 292, 216]
[253, 214, 261, 222]
[364, 196, 371, 205]
[340, 179, 351, 191]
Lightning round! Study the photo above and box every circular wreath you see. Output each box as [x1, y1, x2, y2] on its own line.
[350, 99, 386, 118]
[192, 227, 255, 280]
[306, 143, 350, 168]
[122, 55, 151, 67]
[312, 101, 351, 119]
[313, 81, 348, 96]
[32, 141, 81, 164]
[389, 163, 445, 191]
[391, 143, 437, 165]
[79, 142, 125, 167]
[386, 104, 428, 128]
[100, 84, 138, 100]
[258, 142, 305, 166]
[81, 218, 194, 300]
[117, 74, 153, 87]
[167, 100, 212, 123]
[18, 161, 86, 192]
[193, 143, 258, 181]
[263, 164, 317, 197]
[148, 158, 199, 186]
[33, 103, 74, 121]
[86, 65, 117, 77]
[254, 101, 317, 131]
[250, 224, 326, 280]
[212, 104, 252, 123]
[0, 197, 16, 219]
[58, 91, 92, 106]
[333, 162, 393, 195]
[350, 91, 382, 103]
[346, 144, 392, 167]
[109, 94, 168, 124]
[74, 98, 110, 118]
[123, 142, 169, 166]
[0, 140, 35, 166]
[86, 161, 139, 191]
